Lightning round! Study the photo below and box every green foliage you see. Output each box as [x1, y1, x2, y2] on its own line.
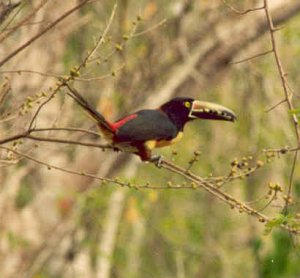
[7, 231, 29, 249]
[265, 214, 300, 235]
[251, 236, 263, 255]
[15, 178, 35, 209]
[63, 34, 82, 69]
[261, 232, 300, 278]
[264, 214, 291, 235]
[289, 107, 300, 120]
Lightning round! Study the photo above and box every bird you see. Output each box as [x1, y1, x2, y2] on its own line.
[65, 84, 236, 163]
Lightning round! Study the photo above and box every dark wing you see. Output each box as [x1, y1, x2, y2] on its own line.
[114, 110, 178, 143]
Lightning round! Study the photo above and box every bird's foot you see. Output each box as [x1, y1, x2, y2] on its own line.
[149, 155, 164, 168]
[113, 147, 120, 152]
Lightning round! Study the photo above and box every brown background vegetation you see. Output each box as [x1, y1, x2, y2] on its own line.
[0, 0, 300, 277]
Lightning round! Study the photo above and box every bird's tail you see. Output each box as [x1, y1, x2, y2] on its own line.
[65, 84, 114, 134]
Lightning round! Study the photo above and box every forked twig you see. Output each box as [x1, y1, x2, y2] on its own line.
[222, 0, 265, 15]
[263, 0, 300, 213]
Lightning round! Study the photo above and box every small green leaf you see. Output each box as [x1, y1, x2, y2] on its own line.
[264, 214, 290, 235]
[289, 107, 300, 115]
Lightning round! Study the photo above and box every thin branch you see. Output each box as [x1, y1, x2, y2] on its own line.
[257, 192, 277, 213]
[26, 2, 117, 129]
[284, 151, 298, 215]
[28, 88, 58, 130]
[263, 0, 300, 214]
[0, 145, 116, 183]
[26, 134, 112, 149]
[222, 0, 265, 15]
[75, 64, 125, 82]
[0, 69, 61, 79]
[0, 0, 47, 43]
[265, 98, 287, 113]
[230, 49, 273, 64]
[0, 0, 92, 68]
[31, 127, 101, 137]
[1, 139, 299, 234]
[131, 18, 167, 37]
[263, 0, 300, 143]
[159, 159, 299, 234]
[263, 146, 300, 154]
[0, 64, 125, 82]
[0, 2, 23, 33]
[0, 132, 28, 145]
[0, 1, 21, 23]
[0, 128, 110, 150]
[79, 3, 117, 67]
[0, 77, 11, 105]
[87, 11, 138, 64]
[286, 80, 300, 98]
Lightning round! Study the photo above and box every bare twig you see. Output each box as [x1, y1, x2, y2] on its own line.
[265, 98, 287, 113]
[0, 128, 113, 150]
[160, 159, 299, 234]
[0, 66, 125, 82]
[79, 3, 117, 67]
[31, 127, 101, 137]
[0, 0, 21, 24]
[263, 0, 300, 142]
[0, 69, 61, 79]
[257, 192, 277, 213]
[0, 77, 11, 105]
[87, 9, 139, 64]
[0, 0, 47, 43]
[75, 64, 125, 82]
[231, 49, 273, 64]
[26, 3, 117, 130]
[26, 134, 113, 149]
[0, 145, 117, 184]
[1, 139, 299, 235]
[0, 0, 92, 68]
[222, 0, 265, 15]
[131, 18, 167, 37]
[0, 132, 27, 145]
[27, 88, 58, 130]
[263, 0, 300, 214]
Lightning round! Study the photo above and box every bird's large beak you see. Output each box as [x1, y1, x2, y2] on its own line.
[189, 100, 237, 122]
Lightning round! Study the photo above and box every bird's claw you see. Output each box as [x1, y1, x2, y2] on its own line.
[149, 155, 164, 168]
[113, 147, 120, 152]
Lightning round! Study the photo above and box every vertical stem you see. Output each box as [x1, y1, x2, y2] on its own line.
[263, 0, 300, 212]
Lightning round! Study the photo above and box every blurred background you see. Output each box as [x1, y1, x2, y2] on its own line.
[0, 0, 300, 277]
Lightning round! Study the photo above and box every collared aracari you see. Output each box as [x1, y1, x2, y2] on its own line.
[66, 85, 236, 162]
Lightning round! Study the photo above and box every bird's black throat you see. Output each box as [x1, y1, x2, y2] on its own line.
[160, 99, 191, 131]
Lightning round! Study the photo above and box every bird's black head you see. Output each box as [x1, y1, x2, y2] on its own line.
[160, 97, 236, 131]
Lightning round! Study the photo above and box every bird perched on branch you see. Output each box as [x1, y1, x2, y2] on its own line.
[66, 84, 236, 163]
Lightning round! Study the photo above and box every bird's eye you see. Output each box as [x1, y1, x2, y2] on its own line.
[184, 101, 191, 108]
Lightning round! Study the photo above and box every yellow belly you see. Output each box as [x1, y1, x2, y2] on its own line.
[145, 132, 183, 150]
